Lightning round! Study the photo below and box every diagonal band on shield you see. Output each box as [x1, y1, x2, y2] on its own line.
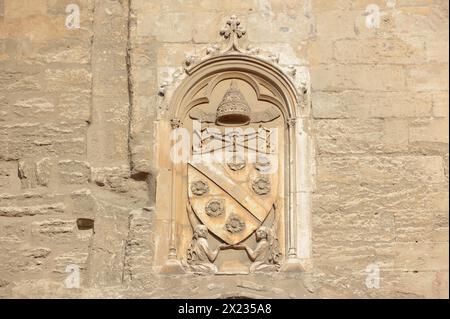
[187, 162, 274, 244]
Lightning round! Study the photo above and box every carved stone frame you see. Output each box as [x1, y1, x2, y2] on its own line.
[152, 52, 314, 273]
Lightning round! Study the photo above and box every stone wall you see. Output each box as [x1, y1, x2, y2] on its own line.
[0, 0, 448, 298]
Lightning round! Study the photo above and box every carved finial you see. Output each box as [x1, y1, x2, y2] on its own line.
[286, 65, 297, 78]
[170, 118, 181, 129]
[220, 15, 246, 53]
[183, 54, 200, 72]
[158, 81, 169, 97]
[287, 117, 296, 128]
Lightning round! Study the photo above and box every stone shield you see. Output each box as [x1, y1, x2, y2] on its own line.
[187, 160, 277, 245]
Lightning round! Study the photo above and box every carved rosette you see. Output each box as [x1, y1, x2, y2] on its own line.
[254, 156, 272, 173]
[251, 177, 271, 195]
[227, 154, 246, 171]
[205, 199, 225, 217]
[190, 180, 209, 196]
[225, 214, 245, 234]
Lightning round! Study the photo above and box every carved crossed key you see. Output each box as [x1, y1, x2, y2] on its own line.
[192, 126, 277, 155]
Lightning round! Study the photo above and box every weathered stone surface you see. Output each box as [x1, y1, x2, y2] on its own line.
[316, 156, 446, 185]
[58, 160, 91, 184]
[409, 118, 449, 144]
[31, 219, 76, 236]
[53, 251, 89, 274]
[123, 208, 155, 284]
[312, 91, 433, 119]
[0, 121, 88, 160]
[311, 64, 407, 92]
[0, 0, 447, 299]
[0, 161, 19, 190]
[0, 203, 65, 217]
[36, 157, 52, 187]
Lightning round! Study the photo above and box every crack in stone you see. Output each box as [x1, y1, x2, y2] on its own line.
[126, 0, 135, 174]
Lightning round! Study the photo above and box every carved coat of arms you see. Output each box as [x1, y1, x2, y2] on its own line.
[158, 15, 308, 275]
[184, 80, 282, 273]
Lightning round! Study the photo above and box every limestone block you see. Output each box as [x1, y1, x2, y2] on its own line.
[137, 11, 193, 41]
[13, 97, 55, 117]
[393, 242, 449, 272]
[44, 68, 92, 93]
[35, 40, 91, 64]
[87, 96, 129, 167]
[314, 210, 395, 242]
[90, 166, 130, 193]
[393, 209, 434, 242]
[53, 251, 89, 274]
[257, 42, 306, 65]
[368, 92, 433, 118]
[0, 165, 10, 188]
[432, 211, 449, 243]
[393, 6, 448, 37]
[427, 190, 450, 212]
[307, 39, 334, 66]
[46, 0, 95, 16]
[314, 119, 384, 154]
[333, 37, 426, 64]
[91, 44, 128, 97]
[409, 118, 449, 144]
[444, 153, 449, 181]
[382, 119, 409, 152]
[0, 161, 19, 190]
[23, 247, 51, 259]
[432, 93, 449, 118]
[85, 202, 129, 286]
[312, 91, 432, 119]
[58, 160, 91, 184]
[391, 270, 448, 298]
[0, 203, 65, 217]
[1, 246, 51, 275]
[313, 183, 436, 220]
[396, 0, 434, 6]
[31, 219, 77, 236]
[425, 38, 449, 63]
[406, 64, 449, 91]
[0, 15, 85, 43]
[36, 157, 52, 186]
[314, 10, 360, 39]
[311, 64, 406, 91]
[1, 71, 42, 93]
[136, 0, 258, 13]
[247, 11, 312, 43]
[313, 241, 395, 273]
[316, 155, 446, 185]
[4, 0, 47, 18]
[18, 159, 37, 188]
[122, 208, 155, 284]
[70, 189, 97, 217]
[0, 219, 30, 245]
[311, 0, 353, 12]
[57, 91, 91, 122]
[157, 43, 195, 68]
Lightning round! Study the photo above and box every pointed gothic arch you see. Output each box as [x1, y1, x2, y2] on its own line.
[152, 15, 313, 274]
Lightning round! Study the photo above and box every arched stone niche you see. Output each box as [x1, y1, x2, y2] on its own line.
[151, 16, 314, 274]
